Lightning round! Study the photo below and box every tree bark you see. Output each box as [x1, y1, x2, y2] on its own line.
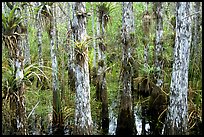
[23, 4, 31, 65]
[67, 2, 76, 93]
[36, 2, 44, 89]
[116, 2, 136, 135]
[143, 2, 150, 70]
[96, 8, 101, 100]
[91, 2, 96, 69]
[8, 34, 27, 135]
[73, 2, 93, 135]
[190, 2, 201, 85]
[36, 2, 43, 68]
[149, 3, 166, 135]
[50, 3, 63, 135]
[91, 2, 98, 87]
[2, 4, 28, 135]
[95, 3, 110, 134]
[164, 2, 192, 135]
[154, 2, 163, 87]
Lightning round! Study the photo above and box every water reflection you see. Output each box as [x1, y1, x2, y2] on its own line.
[108, 102, 150, 135]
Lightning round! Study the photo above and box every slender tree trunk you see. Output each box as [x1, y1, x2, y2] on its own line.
[148, 3, 166, 135]
[34, 4, 45, 134]
[116, 2, 136, 135]
[23, 5, 31, 65]
[60, 4, 65, 104]
[130, 3, 138, 135]
[141, 5, 151, 135]
[164, 2, 192, 135]
[100, 12, 109, 135]
[67, 2, 75, 93]
[36, 2, 43, 68]
[191, 2, 200, 86]
[8, 34, 27, 135]
[91, 2, 97, 87]
[36, 2, 44, 89]
[143, 2, 150, 70]
[92, 7, 102, 131]
[72, 2, 93, 135]
[95, 3, 109, 135]
[65, 2, 75, 135]
[50, 4, 63, 135]
[154, 2, 163, 88]
[96, 8, 101, 101]
[91, 2, 96, 69]
[2, 4, 28, 135]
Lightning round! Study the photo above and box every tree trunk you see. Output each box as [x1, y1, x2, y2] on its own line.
[149, 3, 165, 135]
[9, 34, 27, 135]
[2, 4, 28, 135]
[116, 2, 136, 135]
[50, 4, 63, 135]
[97, 7, 109, 134]
[164, 2, 192, 135]
[36, 2, 43, 68]
[67, 2, 75, 93]
[91, 2, 96, 69]
[143, 2, 150, 70]
[91, 2, 98, 87]
[96, 8, 101, 100]
[60, 3, 65, 105]
[36, 2, 44, 89]
[190, 2, 200, 86]
[73, 2, 93, 135]
[154, 2, 163, 87]
[23, 5, 31, 65]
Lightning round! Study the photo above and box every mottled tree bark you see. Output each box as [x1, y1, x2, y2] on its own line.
[190, 2, 201, 85]
[91, 2, 98, 87]
[36, 2, 43, 68]
[143, 2, 150, 70]
[73, 2, 93, 135]
[96, 9, 101, 100]
[2, 3, 28, 135]
[91, 2, 96, 69]
[154, 2, 163, 88]
[50, 4, 63, 135]
[164, 2, 192, 135]
[150, 3, 165, 135]
[67, 2, 76, 93]
[116, 2, 136, 135]
[23, 5, 31, 65]
[8, 34, 27, 135]
[36, 2, 44, 90]
[95, 3, 109, 135]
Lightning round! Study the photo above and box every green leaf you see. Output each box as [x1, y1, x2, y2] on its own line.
[2, 13, 7, 30]
[8, 6, 18, 23]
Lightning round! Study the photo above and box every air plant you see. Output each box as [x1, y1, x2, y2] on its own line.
[34, 2, 54, 38]
[2, 5, 24, 36]
[2, 59, 52, 101]
[96, 2, 116, 28]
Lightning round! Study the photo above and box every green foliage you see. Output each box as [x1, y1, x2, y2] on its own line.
[2, 2, 202, 135]
[2, 5, 24, 35]
[141, 64, 155, 76]
[96, 2, 117, 28]
[23, 63, 52, 86]
[2, 59, 16, 95]
[2, 57, 52, 98]
[26, 88, 52, 116]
